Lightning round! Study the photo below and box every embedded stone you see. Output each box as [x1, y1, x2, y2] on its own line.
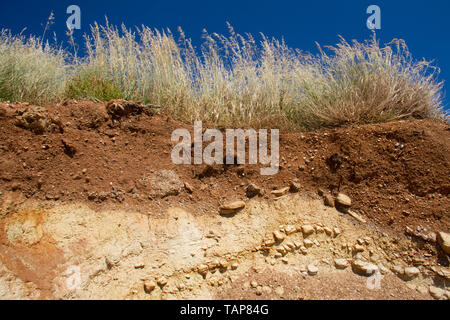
[304, 239, 313, 248]
[404, 267, 420, 280]
[307, 264, 318, 276]
[219, 201, 245, 215]
[284, 225, 296, 235]
[437, 232, 450, 255]
[351, 259, 378, 276]
[336, 193, 351, 207]
[273, 230, 286, 242]
[271, 187, 290, 197]
[429, 286, 444, 300]
[143, 281, 156, 293]
[301, 225, 315, 236]
[334, 258, 349, 269]
[324, 194, 335, 207]
[289, 181, 301, 193]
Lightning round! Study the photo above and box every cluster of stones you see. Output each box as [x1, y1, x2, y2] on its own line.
[391, 265, 421, 280]
[258, 222, 440, 292]
[145, 185, 449, 300]
[262, 223, 340, 256]
[405, 226, 437, 244]
[248, 280, 273, 296]
[143, 276, 168, 294]
[196, 259, 239, 278]
[142, 258, 240, 295]
[219, 181, 302, 215]
[141, 226, 449, 300]
[257, 223, 344, 277]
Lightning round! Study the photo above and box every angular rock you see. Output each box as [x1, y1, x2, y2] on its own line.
[274, 252, 283, 258]
[219, 259, 229, 269]
[289, 181, 301, 193]
[405, 226, 414, 235]
[184, 182, 194, 193]
[333, 227, 342, 237]
[156, 277, 168, 287]
[427, 232, 437, 243]
[347, 210, 366, 223]
[284, 240, 295, 250]
[276, 247, 287, 255]
[435, 267, 450, 281]
[197, 264, 209, 276]
[273, 230, 286, 242]
[304, 239, 313, 248]
[139, 170, 184, 198]
[324, 194, 335, 207]
[144, 281, 156, 293]
[392, 265, 405, 275]
[301, 225, 315, 236]
[334, 258, 349, 269]
[284, 225, 296, 235]
[293, 240, 302, 249]
[404, 267, 420, 280]
[208, 259, 220, 269]
[245, 183, 262, 198]
[378, 264, 389, 275]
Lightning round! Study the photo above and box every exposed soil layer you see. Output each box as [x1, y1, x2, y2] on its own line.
[0, 100, 448, 234]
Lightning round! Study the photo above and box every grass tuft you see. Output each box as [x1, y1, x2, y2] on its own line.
[0, 30, 70, 104]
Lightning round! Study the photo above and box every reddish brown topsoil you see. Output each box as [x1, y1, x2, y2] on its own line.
[0, 100, 449, 236]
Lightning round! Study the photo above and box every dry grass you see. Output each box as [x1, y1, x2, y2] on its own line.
[298, 37, 445, 129]
[0, 30, 70, 104]
[0, 22, 446, 130]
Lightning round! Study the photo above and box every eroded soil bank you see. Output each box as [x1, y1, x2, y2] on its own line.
[0, 100, 448, 299]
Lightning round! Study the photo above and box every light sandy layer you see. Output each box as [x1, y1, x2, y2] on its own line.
[0, 193, 446, 300]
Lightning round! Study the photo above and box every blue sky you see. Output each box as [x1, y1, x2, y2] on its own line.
[1, 0, 449, 108]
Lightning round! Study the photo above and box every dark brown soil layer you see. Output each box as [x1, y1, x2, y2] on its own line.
[0, 100, 448, 236]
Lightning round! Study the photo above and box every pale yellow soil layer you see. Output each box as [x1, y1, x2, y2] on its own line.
[0, 192, 448, 300]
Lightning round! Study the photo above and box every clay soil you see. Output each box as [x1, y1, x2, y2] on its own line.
[0, 100, 448, 233]
[0, 100, 448, 300]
